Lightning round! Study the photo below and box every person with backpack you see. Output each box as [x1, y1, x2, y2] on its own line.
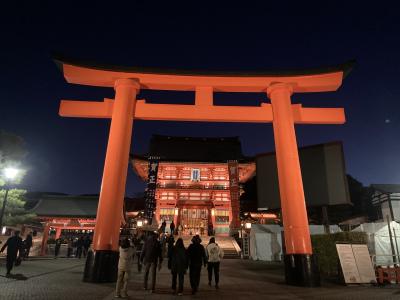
[168, 238, 188, 296]
[187, 235, 207, 295]
[140, 232, 163, 293]
[206, 237, 224, 289]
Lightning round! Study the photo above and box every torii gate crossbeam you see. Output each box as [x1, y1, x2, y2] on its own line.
[55, 56, 354, 286]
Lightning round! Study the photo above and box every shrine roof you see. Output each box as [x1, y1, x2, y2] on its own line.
[30, 195, 99, 218]
[132, 135, 252, 163]
[30, 194, 144, 218]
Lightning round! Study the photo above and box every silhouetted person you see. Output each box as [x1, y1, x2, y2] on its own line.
[160, 220, 167, 234]
[76, 236, 84, 259]
[169, 238, 188, 296]
[67, 238, 73, 258]
[1, 230, 23, 276]
[206, 237, 224, 289]
[187, 235, 207, 295]
[167, 234, 175, 266]
[170, 221, 176, 235]
[115, 238, 135, 298]
[140, 232, 163, 292]
[24, 232, 33, 259]
[83, 236, 91, 258]
[54, 237, 62, 258]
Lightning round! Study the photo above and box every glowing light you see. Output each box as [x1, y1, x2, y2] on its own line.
[245, 222, 252, 229]
[137, 220, 143, 227]
[4, 167, 19, 180]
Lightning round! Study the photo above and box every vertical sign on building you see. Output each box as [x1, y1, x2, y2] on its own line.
[144, 156, 159, 224]
[228, 160, 240, 229]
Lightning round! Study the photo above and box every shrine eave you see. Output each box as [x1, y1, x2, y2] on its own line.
[54, 55, 355, 93]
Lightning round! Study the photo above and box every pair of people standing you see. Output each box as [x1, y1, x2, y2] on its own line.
[168, 235, 223, 295]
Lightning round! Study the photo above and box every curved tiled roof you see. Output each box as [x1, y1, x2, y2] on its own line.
[135, 135, 251, 162]
[30, 195, 99, 218]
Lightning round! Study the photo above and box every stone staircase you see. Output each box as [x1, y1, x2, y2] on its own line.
[180, 235, 241, 259]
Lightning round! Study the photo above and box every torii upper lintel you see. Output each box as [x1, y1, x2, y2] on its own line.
[55, 56, 354, 93]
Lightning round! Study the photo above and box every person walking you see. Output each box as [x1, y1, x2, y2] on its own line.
[170, 221, 176, 236]
[206, 237, 224, 289]
[187, 235, 207, 295]
[0, 230, 23, 276]
[54, 236, 62, 258]
[140, 232, 163, 293]
[115, 238, 135, 298]
[160, 220, 167, 234]
[83, 235, 91, 258]
[167, 234, 175, 263]
[24, 232, 33, 259]
[76, 236, 84, 259]
[169, 238, 188, 296]
[67, 238, 73, 258]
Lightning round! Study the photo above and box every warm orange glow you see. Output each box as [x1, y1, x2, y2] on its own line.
[57, 59, 348, 255]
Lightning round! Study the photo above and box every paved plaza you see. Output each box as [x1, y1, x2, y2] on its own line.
[0, 257, 399, 300]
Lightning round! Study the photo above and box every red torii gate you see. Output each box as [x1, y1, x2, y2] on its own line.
[56, 57, 353, 285]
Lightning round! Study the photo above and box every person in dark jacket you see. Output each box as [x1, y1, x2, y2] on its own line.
[187, 235, 207, 295]
[76, 236, 84, 259]
[169, 238, 188, 296]
[24, 232, 33, 259]
[54, 237, 62, 258]
[0, 230, 23, 276]
[169, 221, 176, 236]
[83, 235, 91, 258]
[166, 234, 175, 268]
[140, 232, 163, 292]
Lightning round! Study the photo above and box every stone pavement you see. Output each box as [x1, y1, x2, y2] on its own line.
[1, 257, 400, 300]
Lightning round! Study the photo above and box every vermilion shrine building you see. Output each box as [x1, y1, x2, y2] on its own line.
[131, 135, 255, 236]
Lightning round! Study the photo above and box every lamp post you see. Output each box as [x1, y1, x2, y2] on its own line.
[0, 167, 20, 233]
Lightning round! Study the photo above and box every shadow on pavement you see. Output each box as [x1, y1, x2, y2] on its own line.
[7, 273, 28, 280]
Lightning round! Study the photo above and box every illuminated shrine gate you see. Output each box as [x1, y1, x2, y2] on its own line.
[131, 135, 256, 237]
[55, 56, 353, 286]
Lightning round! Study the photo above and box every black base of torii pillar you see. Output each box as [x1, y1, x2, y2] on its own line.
[284, 254, 320, 287]
[83, 250, 119, 283]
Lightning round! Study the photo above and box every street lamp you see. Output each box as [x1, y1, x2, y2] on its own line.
[0, 167, 20, 233]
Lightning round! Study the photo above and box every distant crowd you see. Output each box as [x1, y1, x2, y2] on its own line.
[0, 220, 225, 298]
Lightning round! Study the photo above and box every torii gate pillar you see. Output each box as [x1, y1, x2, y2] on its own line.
[83, 78, 139, 283]
[268, 83, 319, 286]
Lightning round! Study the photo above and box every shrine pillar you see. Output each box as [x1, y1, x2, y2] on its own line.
[267, 83, 320, 287]
[55, 227, 62, 239]
[84, 78, 140, 283]
[40, 223, 50, 256]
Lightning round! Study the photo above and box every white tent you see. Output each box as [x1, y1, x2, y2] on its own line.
[352, 221, 400, 266]
[249, 224, 283, 261]
[249, 224, 342, 261]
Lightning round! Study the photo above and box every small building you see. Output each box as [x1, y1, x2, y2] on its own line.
[131, 135, 256, 236]
[371, 184, 400, 222]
